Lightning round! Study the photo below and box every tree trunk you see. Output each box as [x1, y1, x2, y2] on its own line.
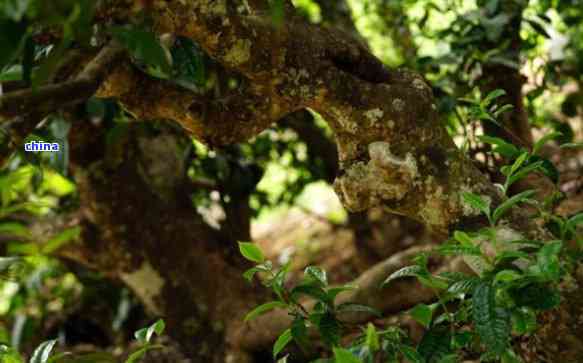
[66, 119, 266, 362]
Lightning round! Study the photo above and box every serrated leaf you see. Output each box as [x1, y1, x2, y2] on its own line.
[409, 304, 433, 328]
[535, 241, 562, 281]
[238, 242, 265, 263]
[418, 327, 451, 362]
[492, 190, 536, 223]
[134, 319, 165, 344]
[304, 266, 328, 286]
[448, 277, 480, 295]
[244, 301, 287, 322]
[318, 312, 341, 347]
[332, 347, 361, 363]
[437, 242, 482, 257]
[511, 307, 537, 335]
[399, 345, 424, 363]
[273, 328, 292, 358]
[472, 281, 510, 355]
[461, 192, 491, 219]
[381, 265, 424, 287]
[30, 340, 57, 363]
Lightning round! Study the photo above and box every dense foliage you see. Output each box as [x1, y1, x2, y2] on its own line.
[0, 0, 582, 362]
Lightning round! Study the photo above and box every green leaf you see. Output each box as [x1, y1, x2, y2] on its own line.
[461, 192, 491, 219]
[509, 283, 560, 310]
[506, 152, 529, 177]
[493, 104, 514, 118]
[409, 304, 433, 328]
[0, 222, 30, 239]
[482, 89, 506, 107]
[109, 26, 171, 74]
[124, 344, 164, 363]
[134, 319, 165, 344]
[501, 348, 523, 363]
[171, 37, 206, 89]
[0, 0, 31, 21]
[0, 257, 27, 281]
[273, 328, 292, 358]
[437, 241, 482, 257]
[291, 283, 329, 302]
[290, 317, 309, 351]
[51, 352, 117, 363]
[533, 132, 562, 155]
[478, 136, 521, 158]
[326, 284, 357, 301]
[304, 266, 328, 286]
[560, 142, 583, 149]
[315, 312, 341, 347]
[511, 307, 537, 335]
[494, 270, 522, 283]
[242, 261, 272, 282]
[506, 161, 544, 190]
[399, 345, 424, 363]
[435, 354, 458, 363]
[269, 0, 286, 27]
[30, 340, 57, 363]
[448, 277, 480, 295]
[453, 231, 473, 245]
[332, 347, 361, 363]
[535, 241, 562, 281]
[244, 301, 287, 322]
[365, 323, 379, 352]
[492, 190, 536, 223]
[472, 281, 510, 355]
[418, 327, 451, 362]
[566, 213, 583, 233]
[238, 242, 265, 263]
[381, 265, 424, 287]
[0, 18, 27, 69]
[42, 226, 81, 254]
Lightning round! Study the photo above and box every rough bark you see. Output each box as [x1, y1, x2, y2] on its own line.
[63, 120, 267, 362]
[2, 1, 577, 361]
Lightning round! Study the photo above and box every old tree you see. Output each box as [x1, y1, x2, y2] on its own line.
[0, 0, 582, 362]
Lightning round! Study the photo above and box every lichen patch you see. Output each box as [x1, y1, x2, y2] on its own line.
[224, 39, 251, 66]
[364, 108, 384, 126]
[121, 261, 165, 315]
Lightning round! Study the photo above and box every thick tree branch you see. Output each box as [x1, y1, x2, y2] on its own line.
[0, 41, 124, 119]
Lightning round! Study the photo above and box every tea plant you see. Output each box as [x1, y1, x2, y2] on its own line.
[0, 319, 165, 363]
[240, 90, 581, 362]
